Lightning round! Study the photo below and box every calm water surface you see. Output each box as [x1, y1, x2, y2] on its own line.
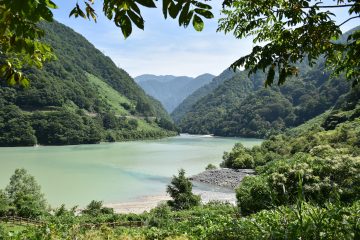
[0, 134, 262, 207]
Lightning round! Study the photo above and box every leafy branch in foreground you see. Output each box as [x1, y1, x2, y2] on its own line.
[0, 0, 213, 87]
[2, 0, 359, 89]
[218, 0, 360, 86]
[0, 0, 57, 87]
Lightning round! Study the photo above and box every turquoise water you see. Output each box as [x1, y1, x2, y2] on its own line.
[0, 134, 262, 208]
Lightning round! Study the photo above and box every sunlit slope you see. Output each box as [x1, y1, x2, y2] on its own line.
[0, 21, 176, 146]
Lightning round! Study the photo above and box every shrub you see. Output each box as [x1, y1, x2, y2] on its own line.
[221, 143, 255, 169]
[232, 154, 254, 168]
[236, 176, 272, 215]
[82, 200, 114, 216]
[0, 190, 9, 216]
[167, 169, 201, 210]
[205, 164, 217, 170]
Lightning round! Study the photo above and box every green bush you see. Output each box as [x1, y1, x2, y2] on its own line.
[167, 169, 201, 210]
[81, 200, 114, 216]
[236, 176, 272, 215]
[221, 143, 255, 169]
[205, 164, 217, 170]
[0, 190, 9, 217]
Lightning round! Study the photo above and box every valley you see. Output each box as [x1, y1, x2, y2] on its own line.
[1, 1, 360, 239]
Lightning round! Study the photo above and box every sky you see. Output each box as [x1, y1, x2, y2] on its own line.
[52, 1, 360, 78]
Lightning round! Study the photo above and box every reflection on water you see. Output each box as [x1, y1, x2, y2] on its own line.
[0, 134, 262, 207]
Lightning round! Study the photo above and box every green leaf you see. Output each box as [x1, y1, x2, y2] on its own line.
[194, 2, 212, 10]
[168, 2, 181, 19]
[69, 7, 77, 17]
[46, 0, 58, 9]
[121, 15, 132, 39]
[265, 65, 275, 87]
[135, 0, 156, 8]
[179, 3, 191, 26]
[192, 14, 204, 32]
[127, 10, 144, 30]
[194, 9, 214, 19]
[162, 0, 170, 19]
[129, 1, 141, 15]
[278, 68, 287, 85]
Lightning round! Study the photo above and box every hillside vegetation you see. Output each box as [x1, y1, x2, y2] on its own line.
[171, 69, 236, 122]
[0, 21, 177, 146]
[175, 60, 350, 138]
[1, 92, 359, 238]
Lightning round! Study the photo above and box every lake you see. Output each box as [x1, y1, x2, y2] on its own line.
[0, 134, 262, 208]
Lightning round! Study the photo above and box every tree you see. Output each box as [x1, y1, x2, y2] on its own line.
[0, 190, 9, 216]
[0, 0, 213, 86]
[1, 0, 359, 88]
[167, 169, 201, 210]
[218, 0, 360, 86]
[81, 200, 114, 216]
[5, 169, 47, 218]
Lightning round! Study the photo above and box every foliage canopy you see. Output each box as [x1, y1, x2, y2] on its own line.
[1, 0, 359, 88]
[219, 0, 360, 86]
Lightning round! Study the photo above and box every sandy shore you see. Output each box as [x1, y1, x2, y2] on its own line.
[105, 188, 236, 214]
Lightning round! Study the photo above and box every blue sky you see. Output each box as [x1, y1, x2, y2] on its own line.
[52, 1, 360, 78]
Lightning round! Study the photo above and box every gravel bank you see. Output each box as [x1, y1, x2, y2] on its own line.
[103, 168, 254, 214]
[190, 168, 255, 189]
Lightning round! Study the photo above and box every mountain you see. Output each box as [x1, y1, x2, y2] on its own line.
[135, 73, 214, 112]
[171, 69, 237, 122]
[0, 21, 177, 146]
[135, 74, 178, 83]
[175, 60, 350, 138]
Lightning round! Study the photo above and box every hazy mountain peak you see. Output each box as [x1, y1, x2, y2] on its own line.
[135, 74, 214, 112]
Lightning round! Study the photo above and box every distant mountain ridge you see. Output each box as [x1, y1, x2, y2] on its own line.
[135, 74, 179, 83]
[135, 73, 215, 113]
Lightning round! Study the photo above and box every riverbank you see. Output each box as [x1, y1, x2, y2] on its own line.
[105, 168, 254, 214]
[105, 187, 237, 214]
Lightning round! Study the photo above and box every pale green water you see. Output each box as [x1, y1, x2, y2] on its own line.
[0, 134, 262, 208]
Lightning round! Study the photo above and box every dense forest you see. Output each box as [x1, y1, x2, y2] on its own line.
[173, 26, 360, 138]
[171, 69, 236, 122]
[174, 59, 350, 138]
[135, 74, 214, 113]
[0, 21, 178, 146]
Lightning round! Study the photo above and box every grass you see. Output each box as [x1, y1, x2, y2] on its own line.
[287, 111, 330, 136]
[87, 73, 171, 135]
[137, 119, 162, 131]
[86, 73, 133, 115]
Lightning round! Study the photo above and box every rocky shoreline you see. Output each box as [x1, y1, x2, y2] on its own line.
[190, 168, 255, 189]
[104, 168, 255, 214]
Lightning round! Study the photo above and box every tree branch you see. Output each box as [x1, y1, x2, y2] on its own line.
[302, 4, 356, 9]
[338, 16, 360, 27]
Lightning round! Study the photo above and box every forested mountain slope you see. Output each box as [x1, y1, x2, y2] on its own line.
[171, 69, 236, 122]
[175, 27, 360, 138]
[0, 21, 177, 146]
[176, 61, 350, 137]
[135, 74, 214, 112]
